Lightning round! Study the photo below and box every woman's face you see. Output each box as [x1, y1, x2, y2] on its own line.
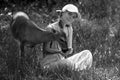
[61, 11, 78, 24]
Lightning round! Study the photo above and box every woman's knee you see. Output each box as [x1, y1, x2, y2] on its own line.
[81, 50, 93, 59]
[83, 50, 93, 68]
[80, 50, 92, 58]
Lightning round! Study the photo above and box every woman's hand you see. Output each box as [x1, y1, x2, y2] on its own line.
[64, 48, 73, 57]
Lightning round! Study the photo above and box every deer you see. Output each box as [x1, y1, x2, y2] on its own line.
[10, 11, 68, 79]
[10, 11, 68, 57]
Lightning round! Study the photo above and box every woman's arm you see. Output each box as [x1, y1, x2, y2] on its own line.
[63, 26, 73, 54]
[68, 26, 73, 54]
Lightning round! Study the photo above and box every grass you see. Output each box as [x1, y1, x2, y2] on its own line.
[0, 3, 120, 80]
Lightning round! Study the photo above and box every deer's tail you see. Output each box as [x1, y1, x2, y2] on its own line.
[13, 11, 29, 20]
[10, 11, 29, 40]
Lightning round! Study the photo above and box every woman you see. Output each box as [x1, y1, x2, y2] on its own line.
[41, 4, 93, 77]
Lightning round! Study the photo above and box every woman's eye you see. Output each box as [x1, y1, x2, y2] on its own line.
[68, 12, 78, 18]
[68, 12, 73, 16]
[73, 14, 78, 18]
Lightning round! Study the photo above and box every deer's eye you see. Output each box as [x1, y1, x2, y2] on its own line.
[52, 29, 57, 33]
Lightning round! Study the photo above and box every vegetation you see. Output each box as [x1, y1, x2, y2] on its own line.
[0, 0, 120, 80]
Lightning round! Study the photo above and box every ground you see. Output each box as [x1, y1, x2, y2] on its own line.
[0, 1, 120, 80]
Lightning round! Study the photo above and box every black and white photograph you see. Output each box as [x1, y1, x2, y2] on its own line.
[0, 0, 120, 80]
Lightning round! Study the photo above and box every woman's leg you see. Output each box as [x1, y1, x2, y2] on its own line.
[66, 50, 93, 71]
[42, 50, 93, 71]
[41, 50, 92, 80]
[66, 50, 93, 80]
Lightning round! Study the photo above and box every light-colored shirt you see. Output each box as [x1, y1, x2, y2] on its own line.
[45, 21, 73, 53]
[41, 20, 73, 66]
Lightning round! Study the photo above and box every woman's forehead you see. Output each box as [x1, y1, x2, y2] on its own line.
[64, 11, 77, 15]
[64, 10, 77, 14]
[68, 12, 78, 15]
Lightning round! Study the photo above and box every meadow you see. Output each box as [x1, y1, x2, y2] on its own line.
[0, 0, 120, 80]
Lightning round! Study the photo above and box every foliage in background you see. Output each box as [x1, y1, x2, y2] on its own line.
[0, 0, 120, 80]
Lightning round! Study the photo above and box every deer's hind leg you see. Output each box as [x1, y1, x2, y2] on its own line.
[14, 41, 25, 80]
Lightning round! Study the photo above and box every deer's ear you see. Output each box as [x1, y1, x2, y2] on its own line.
[56, 10, 63, 17]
